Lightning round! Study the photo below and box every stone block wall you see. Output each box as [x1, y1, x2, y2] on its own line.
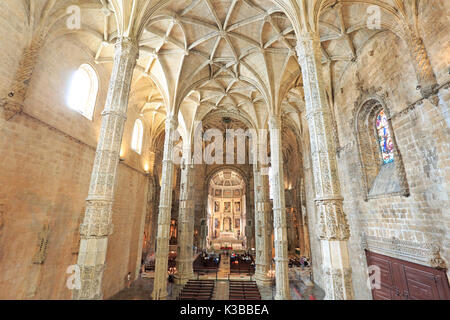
[329, 6, 450, 299]
[0, 2, 150, 299]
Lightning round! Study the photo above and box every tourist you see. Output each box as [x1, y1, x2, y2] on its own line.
[304, 258, 309, 268]
[126, 272, 132, 288]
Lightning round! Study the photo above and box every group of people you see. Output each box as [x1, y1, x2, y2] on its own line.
[288, 256, 310, 269]
[200, 250, 220, 264]
[230, 252, 255, 267]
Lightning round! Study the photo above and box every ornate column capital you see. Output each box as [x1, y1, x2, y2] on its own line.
[295, 32, 320, 61]
[165, 115, 179, 131]
[114, 37, 140, 60]
[316, 199, 350, 241]
[268, 114, 282, 130]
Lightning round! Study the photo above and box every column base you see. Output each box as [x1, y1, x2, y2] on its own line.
[151, 289, 168, 300]
[275, 292, 291, 300]
[72, 290, 103, 300]
[254, 272, 272, 286]
[174, 273, 195, 285]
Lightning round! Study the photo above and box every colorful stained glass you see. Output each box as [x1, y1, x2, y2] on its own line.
[376, 109, 394, 164]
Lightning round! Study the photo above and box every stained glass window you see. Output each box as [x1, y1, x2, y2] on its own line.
[376, 109, 394, 164]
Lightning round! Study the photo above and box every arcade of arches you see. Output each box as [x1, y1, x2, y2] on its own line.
[0, 0, 449, 300]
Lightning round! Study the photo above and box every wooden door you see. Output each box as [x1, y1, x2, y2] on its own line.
[366, 250, 450, 300]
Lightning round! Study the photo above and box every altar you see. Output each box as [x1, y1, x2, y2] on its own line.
[210, 232, 244, 250]
[207, 169, 248, 251]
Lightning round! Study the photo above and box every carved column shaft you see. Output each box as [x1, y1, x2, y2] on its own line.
[73, 38, 138, 300]
[148, 151, 162, 254]
[269, 115, 290, 300]
[299, 178, 311, 258]
[149, 183, 161, 255]
[296, 33, 353, 300]
[286, 206, 296, 253]
[253, 162, 272, 285]
[148, 151, 157, 173]
[175, 148, 195, 284]
[143, 174, 156, 258]
[152, 117, 178, 300]
[143, 151, 158, 256]
[1, 33, 44, 120]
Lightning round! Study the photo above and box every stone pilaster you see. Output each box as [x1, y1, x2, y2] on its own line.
[175, 148, 195, 284]
[152, 116, 178, 300]
[406, 29, 439, 105]
[148, 151, 157, 173]
[296, 33, 353, 300]
[73, 37, 139, 300]
[268, 115, 290, 300]
[1, 33, 44, 120]
[253, 163, 272, 286]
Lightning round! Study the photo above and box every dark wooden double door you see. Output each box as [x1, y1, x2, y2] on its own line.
[366, 250, 450, 300]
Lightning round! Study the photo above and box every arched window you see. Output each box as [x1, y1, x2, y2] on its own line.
[375, 109, 394, 164]
[67, 64, 98, 120]
[355, 98, 409, 200]
[131, 119, 144, 154]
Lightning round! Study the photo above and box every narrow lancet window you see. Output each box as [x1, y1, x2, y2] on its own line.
[67, 64, 98, 120]
[131, 119, 144, 154]
[376, 109, 394, 164]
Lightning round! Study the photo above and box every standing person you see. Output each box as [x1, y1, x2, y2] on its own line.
[126, 272, 132, 288]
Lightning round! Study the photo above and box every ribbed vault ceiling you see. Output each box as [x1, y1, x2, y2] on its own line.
[13, 0, 425, 147]
[139, 0, 300, 130]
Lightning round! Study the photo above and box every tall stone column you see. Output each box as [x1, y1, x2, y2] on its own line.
[143, 175, 156, 259]
[152, 116, 178, 300]
[142, 151, 158, 257]
[285, 190, 296, 253]
[299, 177, 311, 258]
[199, 220, 207, 251]
[148, 150, 162, 255]
[175, 148, 195, 284]
[296, 210, 305, 255]
[253, 163, 272, 286]
[268, 209, 273, 263]
[268, 115, 290, 300]
[73, 38, 139, 300]
[1, 32, 44, 120]
[296, 33, 353, 300]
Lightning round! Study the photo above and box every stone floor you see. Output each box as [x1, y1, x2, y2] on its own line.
[109, 277, 154, 300]
[108, 267, 325, 300]
[213, 281, 229, 300]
